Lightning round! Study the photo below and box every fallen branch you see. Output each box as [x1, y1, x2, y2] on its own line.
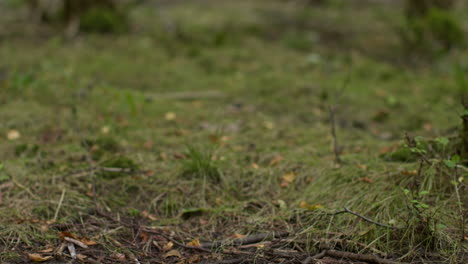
[147, 90, 225, 101]
[201, 231, 290, 249]
[326, 250, 399, 264]
[343, 207, 397, 229]
[302, 250, 326, 264]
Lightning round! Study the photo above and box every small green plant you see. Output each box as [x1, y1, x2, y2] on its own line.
[181, 145, 222, 183]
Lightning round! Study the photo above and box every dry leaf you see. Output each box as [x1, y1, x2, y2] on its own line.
[76, 254, 87, 261]
[139, 232, 150, 243]
[143, 140, 154, 149]
[38, 247, 54, 253]
[358, 177, 375, 183]
[162, 241, 174, 251]
[251, 163, 259, 169]
[379, 145, 398, 154]
[263, 121, 274, 129]
[80, 238, 98, 246]
[231, 233, 246, 239]
[28, 253, 53, 262]
[141, 210, 158, 221]
[299, 201, 324, 210]
[280, 172, 296, 187]
[187, 254, 202, 263]
[165, 112, 176, 121]
[186, 239, 201, 247]
[357, 164, 367, 170]
[111, 252, 126, 261]
[164, 249, 182, 258]
[7, 130, 20, 140]
[269, 155, 283, 166]
[59, 231, 78, 240]
[101, 126, 110, 134]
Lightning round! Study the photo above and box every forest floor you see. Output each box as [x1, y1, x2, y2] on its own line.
[0, 1, 467, 263]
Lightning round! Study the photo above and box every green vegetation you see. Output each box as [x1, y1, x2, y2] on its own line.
[0, 1, 466, 263]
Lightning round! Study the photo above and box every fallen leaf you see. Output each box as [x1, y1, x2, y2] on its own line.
[143, 140, 154, 149]
[231, 233, 246, 239]
[280, 172, 296, 187]
[111, 252, 126, 261]
[80, 238, 98, 246]
[379, 144, 398, 154]
[101, 126, 110, 134]
[38, 247, 54, 253]
[187, 254, 202, 263]
[173, 153, 187, 159]
[251, 163, 260, 169]
[358, 177, 375, 183]
[269, 155, 283, 166]
[357, 164, 367, 170]
[263, 121, 274, 129]
[164, 249, 182, 258]
[7, 130, 20, 140]
[76, 254, 87, 261]
[141, 210, 158, 221]
[139, 232, 150, 243]
[28, 253, 53, 262]
[59, 231, 78, 240]
[162, 241, 174, 251]
[299, 201, 324, 210]
[165, 112, 176, 121]
[186, 239, 201, 247]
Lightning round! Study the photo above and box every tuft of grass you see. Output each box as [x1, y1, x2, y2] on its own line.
[181, 144, 222, 183]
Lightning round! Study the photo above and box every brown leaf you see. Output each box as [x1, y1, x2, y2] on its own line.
[164, 249, 182, 258]
[111, 252, 126, 261]
[187, 254, 202, 263]
[76, 254, 87, 261]
[186, 239, 201, 247]
[230, 233, 246, 239]
[162, 241, 174, 251]
[80, 238, 98, 246]
[357, 164, 368, 170]
[173, 153, 187, 160]
[251, 163, 259, 169]
[28, 253, 53, 262]
[143, 140, 154, 149]
[139, 232, 150, 243]
[280, 172, 296, 187]
[141, 210, 158, 221]
[358, 177, 375, 183]
[59, 231, 78, 240]
[38, 247, 54, 253]
[269, 155, 283, 166]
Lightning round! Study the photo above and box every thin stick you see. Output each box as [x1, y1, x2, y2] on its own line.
[344, 207, 397, 229]
[201, 231, 290, 249]
[302, 250, 326, 264]
[326, 250, 400, 264]
[328, 105, 342, 164]
[53, 189, 66, 222]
